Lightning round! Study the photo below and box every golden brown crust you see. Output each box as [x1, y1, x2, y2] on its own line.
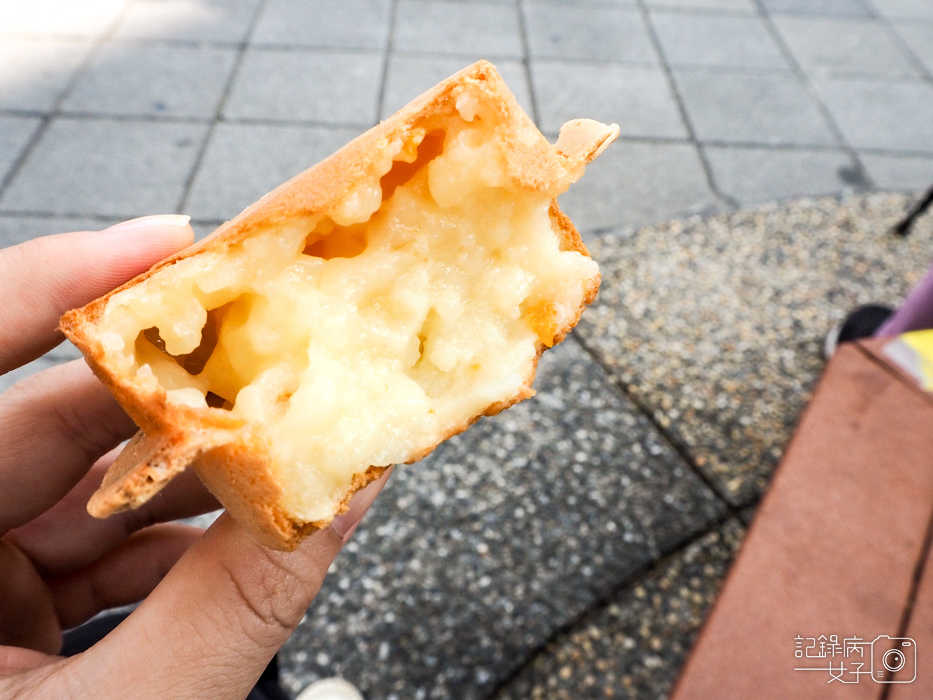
[60, 60, 616, 551]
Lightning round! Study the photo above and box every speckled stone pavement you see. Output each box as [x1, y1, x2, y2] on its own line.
[578, 192, 933, 507]
[273, 192, 932, 700]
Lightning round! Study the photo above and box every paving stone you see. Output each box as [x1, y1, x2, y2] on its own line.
[0, 39, 93, 111]
[772, 16, 920, 78]
[394, 0, 523, 58]
[0, 0, 126, 38]
[0, 213, 118, 249]
[190, 219, 223, 241]
[0, 117, 207, 217]
[184, 122, 363, 221]
[523, 3, 657, 62]
[860, 153, 933, 191]
[223, 49, 383, 125]
[381, 56, 533, 120]
[576, 193, 933, 503]
[279, 339, 726, 699]
[649, 12, 789, 69]
[673, 69, 837, 147]
[704, 146, 858, 205]
[892, 21, 933, 76]
[760, 0, 873, 15]
[532, 61, 687, 137]
[737, 503, 757, 526]
[868, 0, 933, 21]
[813, 77, 933, 153]
[493, 520, 745, 700]
[113, 0, 262, 43]
[62, 44, 238, 118]
[557, 140, 719, 236]
[252, 0, 391, 50]
[644, 0, 756, 11]
[0, 115, 40, 184]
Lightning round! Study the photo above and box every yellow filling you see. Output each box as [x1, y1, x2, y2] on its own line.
[98, 113, 597, 522]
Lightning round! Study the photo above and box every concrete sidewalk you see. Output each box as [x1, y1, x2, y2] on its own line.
[2, 1, 933, 698]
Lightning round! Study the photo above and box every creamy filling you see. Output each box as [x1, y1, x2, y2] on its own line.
[98, 114, 597, 522]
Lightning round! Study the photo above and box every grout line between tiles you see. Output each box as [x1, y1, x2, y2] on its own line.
[751, 0, 875, 191]
[375, 0, 399, 123]
[175, 0, 271, 214]
[0, 3, 133, 200]
[569, 333, 738, 510]
[483, 512, 744, 700]
[516, 1, 541, 127]
[634, 0, 741, 210]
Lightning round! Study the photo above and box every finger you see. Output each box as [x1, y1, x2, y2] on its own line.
[0, 361, 136, 533]
[0, 215, 193, 374]
[55, 470, 390, 699]
[48, 524, 203, 630]
[0, 540, 59, 654]
[9, 451, 219, 577]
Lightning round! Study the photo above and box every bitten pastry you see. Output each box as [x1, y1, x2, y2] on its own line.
[60, 61, 618, 550]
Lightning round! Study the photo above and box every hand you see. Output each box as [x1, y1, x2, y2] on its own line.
[0, 216, 388, 698]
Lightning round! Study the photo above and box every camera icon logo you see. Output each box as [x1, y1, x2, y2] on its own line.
[871, 636, 916, 683]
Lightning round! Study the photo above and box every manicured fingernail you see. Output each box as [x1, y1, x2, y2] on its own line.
[106, 215, 191, 233]
[330, 469, 392, 542]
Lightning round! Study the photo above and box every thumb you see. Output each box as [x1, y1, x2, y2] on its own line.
[56, 470, 390, 699]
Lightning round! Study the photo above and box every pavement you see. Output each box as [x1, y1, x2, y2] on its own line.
[1, 0, 933, 698]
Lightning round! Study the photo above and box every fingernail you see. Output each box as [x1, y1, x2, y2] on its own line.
[106, 215, 191, 233]
[330, 469, 392, 542]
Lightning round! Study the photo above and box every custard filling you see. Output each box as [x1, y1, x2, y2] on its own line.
[97, 112, 598, 522]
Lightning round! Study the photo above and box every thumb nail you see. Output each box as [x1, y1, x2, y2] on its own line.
[106, 215, 191, 233]
[330, 469, 392, 542]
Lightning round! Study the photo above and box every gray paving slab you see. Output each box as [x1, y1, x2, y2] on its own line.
[772, 16, 921, 79]
[649, 11, 789, 69]
[576, 193, 933, 504]
[738, 502, 758, 526]
[0, 39, 94, 111]
[0, 115, 40, 183]
[760, 0, 873, 15]
[493, 520, 745, 700]
[0, 117, 208, 217]
[190, 219, 223, 241]
[279, 339, 726, 699]
[184, 123, 363, 221]
[0, 0, 126, 38]
[0, 214, 119, 249]
[891, 21, 933, 76]
[61, 44, 238, 118]
[523, 3, 657, 63]
[223, 49, 383, 125]
[252, 0, 391, 50]
[673, 69, 838, 147]
[556, 140, 720, 235]
[645, 0, 756, 11]
[813, 77, 933, 153]
[532, 61, 687, 137]
[381, 56, 533, 120]
[868, 0, 933, 20]
[703, 145, 858, 205]
[859, 153, 933, 191]
[113, 0, 262, 43]
[394, 0, 523, 58]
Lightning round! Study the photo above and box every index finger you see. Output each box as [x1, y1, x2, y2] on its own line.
[0, 215, 193, 375]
